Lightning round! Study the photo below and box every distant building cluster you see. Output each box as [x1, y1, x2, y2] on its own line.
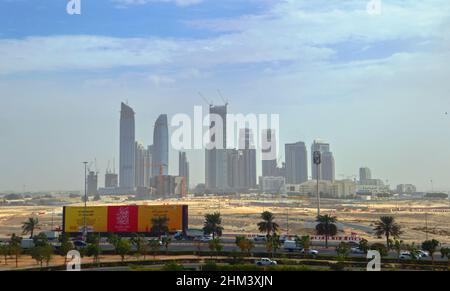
[90, 102, 420, 200]
[98, 103, 188, 199]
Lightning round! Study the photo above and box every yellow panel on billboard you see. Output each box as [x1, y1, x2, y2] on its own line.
[64, 206, 108, 233]
[138, 205, 183, 233]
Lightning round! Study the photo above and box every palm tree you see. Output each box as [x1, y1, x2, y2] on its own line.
[151, 216, 169, 238]
[257, 211, 279, 236]
[21, 217, 40, 238]
[422, 239, 440, 267]
[203, 212, 224, 239]
[373, 216, 402, 246]
[315, 215, 337, 248]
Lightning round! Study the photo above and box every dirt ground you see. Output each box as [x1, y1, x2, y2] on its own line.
[1, 195, 449, 244]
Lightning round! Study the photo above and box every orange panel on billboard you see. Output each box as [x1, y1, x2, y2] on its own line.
[64, 206, 108, 233]
[138, 205, 183, 233]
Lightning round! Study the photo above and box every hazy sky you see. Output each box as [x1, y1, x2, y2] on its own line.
[1, 0, 450, 192]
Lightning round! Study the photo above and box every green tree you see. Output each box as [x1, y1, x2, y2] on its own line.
[59, 234, 74, 265]
[257, 211, 279, 236]
[370, 243, 389, 258]
[315, 215, 338, 248]
[336, 242, 351, 261]
[151, 216, 169, 238]
[208, 238, 223, 259]
[421, 239, 440, 267]
[203, 212, 224, 239]
[440, 247, 450, 270]
[107, 234, 120, 250]
[9, 234, 22, 268]
[373, 216, 402, 246]
[389, 238, 404, 261]
[116, 239, 131, 263]
[130, 234, 148, 260]
[86, 243, 101, 264]
[265, 234, 281, 258]
[295, 235, 311, 254]
[358, 239, 369, 254]
[21, 217, 40, 238]
[0, 244, 10, 265]
[31, 245, 53, 268]
[406, 243, 421, 261]
[33, 233, 49, 247]
[148, 239, 161, 260]
[235, 236, 254, 256]
[162, 237, 172, 255]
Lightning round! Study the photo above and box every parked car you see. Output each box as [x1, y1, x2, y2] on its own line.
[256, 258, 277, 266]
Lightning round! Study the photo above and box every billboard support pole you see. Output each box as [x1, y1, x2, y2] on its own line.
[83, 161, 88, 241]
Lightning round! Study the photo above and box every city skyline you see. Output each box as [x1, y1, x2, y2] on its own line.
[1, 0, 450, 192]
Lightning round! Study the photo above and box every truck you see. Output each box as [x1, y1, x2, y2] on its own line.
[21, 239, 35, 249]
[175, 229, 204, 241]
[283, 240, 301, 252]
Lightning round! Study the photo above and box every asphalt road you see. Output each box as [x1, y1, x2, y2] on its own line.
[96, 239, 448, 262]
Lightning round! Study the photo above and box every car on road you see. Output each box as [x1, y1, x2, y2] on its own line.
[194, 235, 213, 242]
[351, 247, 366, 254]
[252, 235, 267, 242]
[256, 258, 277, 266]
[399, 251, 422, 260]
[73, 240, 87, 249]
[418, 250, 429, 258]
[300, 249, 319, 256]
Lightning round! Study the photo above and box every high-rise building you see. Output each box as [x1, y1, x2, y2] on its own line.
[359, 167, 372, 182]
[237, 129, 257, 190]
[152, 114, 169, 176]
[144, 145, 153, 187]
[119, 102, 135, 190]
[87, 171, 98, 196]
[205, 104, 228, 192]
[285, 142, 308, 184]
[261, 129, 278, 177]
[179, 152, 190, 191]
[105, 172, 118, 188]
[311, 140, 335, 182]
[135, 142, 147, 188]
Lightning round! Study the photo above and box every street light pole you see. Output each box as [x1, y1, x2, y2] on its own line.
[83, 161, 88, 241]
[313, 151, 322, 217]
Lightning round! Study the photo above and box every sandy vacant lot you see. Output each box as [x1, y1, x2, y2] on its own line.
[1, 195, 449, 244]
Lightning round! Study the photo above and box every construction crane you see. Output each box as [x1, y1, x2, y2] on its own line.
[217, 89, 229, 106]
[198, 92, 213, 108]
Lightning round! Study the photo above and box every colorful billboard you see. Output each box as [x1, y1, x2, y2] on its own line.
[64, 206, 108, 233]
[137, 205, 184, 233]
[63, 204, 187, 234]
[107, 205, 138, 233]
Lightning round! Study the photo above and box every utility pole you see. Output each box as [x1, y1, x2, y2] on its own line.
[83, 161, 88, 241]
[313, 151, 322, 217]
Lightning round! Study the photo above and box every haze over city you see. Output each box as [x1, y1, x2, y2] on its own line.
[1, 0, 450, 192]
